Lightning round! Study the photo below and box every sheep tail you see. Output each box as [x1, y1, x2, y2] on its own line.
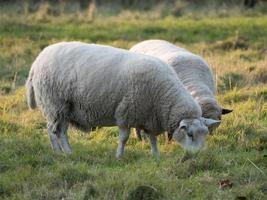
[26, 69, 37, 109]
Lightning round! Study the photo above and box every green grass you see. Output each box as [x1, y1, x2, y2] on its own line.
[0, 87, 266, 199]
[0, 5, 267, 200]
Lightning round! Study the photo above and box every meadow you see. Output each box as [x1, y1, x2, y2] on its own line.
[0, 1, 267, 199]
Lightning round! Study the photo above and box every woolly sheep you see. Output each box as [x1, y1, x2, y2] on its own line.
[130, 40, 232, 124]
[26, 42, 220, 158]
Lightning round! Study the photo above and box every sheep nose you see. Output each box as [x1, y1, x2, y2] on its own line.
[187, 131, 194, 139]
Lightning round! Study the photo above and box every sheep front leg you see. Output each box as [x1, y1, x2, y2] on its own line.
[116, 127, 130, 159]
[149, 134, 160, 159]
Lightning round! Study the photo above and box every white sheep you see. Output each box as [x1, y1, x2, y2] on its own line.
[130, 40, 232, 124]
[26, 41, 220, 158]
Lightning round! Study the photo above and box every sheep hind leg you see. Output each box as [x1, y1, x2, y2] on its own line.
[57, 122, 72, 154]
[116, 127, 130, 159]
[133, 128, 142, 141]
[47, 121, 72, 154]
[47, 122, 62, 153]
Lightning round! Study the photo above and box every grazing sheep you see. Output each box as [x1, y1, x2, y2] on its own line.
[130, 40, 232, 123]
[26, 41, 220, 158]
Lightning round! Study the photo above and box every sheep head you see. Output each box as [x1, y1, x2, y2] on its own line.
[173, 118, 220, 153]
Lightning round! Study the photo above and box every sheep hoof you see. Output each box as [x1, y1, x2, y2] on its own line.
[63, 148, 72, 154]
[58, 135, 72, 154]
[52, 147, 63, 154]
[115, 153, 123, 159]
[49, 134, 63, 153]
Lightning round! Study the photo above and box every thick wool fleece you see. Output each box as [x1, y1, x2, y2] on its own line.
[130, 40, 222, 120]
[26, 42, 201, 135]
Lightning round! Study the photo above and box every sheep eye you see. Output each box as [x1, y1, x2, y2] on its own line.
[180, 125, 187, 131]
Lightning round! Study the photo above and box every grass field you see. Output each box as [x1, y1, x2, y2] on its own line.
[0, 3, 267, 200]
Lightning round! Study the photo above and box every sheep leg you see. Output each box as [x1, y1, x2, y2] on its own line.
[116, 127, 130, 159]
[57, 122, 72, 154]
[134, 128, 142, 141]
[47, 122, 62, 153]
[164, 131, 172, 144]
[149, 134, 160, 159]
[164, 131, 169, 145]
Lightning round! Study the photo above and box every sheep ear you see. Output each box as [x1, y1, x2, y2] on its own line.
[178, 120, 188, 132]
[201, 117, 221, 129]
[222, 108, 233, 115]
